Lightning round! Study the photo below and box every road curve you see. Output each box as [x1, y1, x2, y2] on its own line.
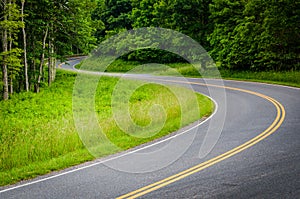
[1, 60, 299, 198]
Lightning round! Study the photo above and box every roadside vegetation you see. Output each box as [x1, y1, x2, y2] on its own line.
[0, 70, 213, 186]
[164, 63, 300, 88]
[0, 0, 298, 187]
[76, 60, 300, 88]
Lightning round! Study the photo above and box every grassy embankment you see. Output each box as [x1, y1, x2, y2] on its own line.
[0, 70, 213, 186]
[77, 59, 300, 87]
[168, 63, 300, 88]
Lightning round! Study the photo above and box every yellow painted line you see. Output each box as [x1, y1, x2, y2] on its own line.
[117, 79, 285, 199]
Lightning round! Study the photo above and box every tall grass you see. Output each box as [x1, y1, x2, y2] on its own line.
[153, 62, 300, 87]
[218, 69, 300, 87]
[0, 70, 213, 186]
[0, 71, 89, 185]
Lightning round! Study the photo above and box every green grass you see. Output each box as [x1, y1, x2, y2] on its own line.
[75, 58, 140, 72]
[215, 69, 300, 88]
[0, 69, 213, 186]
[164, 63, 300, 87]
[78, 59, 300, 87]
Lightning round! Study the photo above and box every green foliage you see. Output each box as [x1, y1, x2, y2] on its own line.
[131, 0, 157, 27]
[208, 0, 246, 68]
[0, 0, 100, 98]
[209, 0, 300, 71]
[92, 0, 300, 70]
[6, 48, 23, 86]
[66, 0, 98, 54]
[0, 0, 24, 98]
[92, 0, 132, 41]
[25, 0, 98, 56]
[0, 1, 23, 32]
[152, 0, 212, 47]
[129, 0, 212, 62]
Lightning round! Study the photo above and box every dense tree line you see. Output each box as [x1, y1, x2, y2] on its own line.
[0, 0, 98, 100]
[95, 0, 299, 70]
[209, 0, 299, 71]
[1, 0, 299, 100]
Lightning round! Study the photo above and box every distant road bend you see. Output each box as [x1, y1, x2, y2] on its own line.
[1, 59, 299, 198]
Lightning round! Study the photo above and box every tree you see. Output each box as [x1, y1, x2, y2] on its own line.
[0, 0, 9, 100]
[255, 0, 300, 70]
[21, 0, 29, 91]
[129, 0, 212, 63]
[23, 0, 98, 92]
[208, 0, 300, 71]
[92, 0, 130, 41]
[0, 0, 23, 99]
[152, 0, 212, 48]
[131, 0, 156, 28]
[0, 0, 99, 99]
[208, 0, 246, 69]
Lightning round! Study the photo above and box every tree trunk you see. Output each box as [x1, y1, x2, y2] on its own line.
[48, 50, 52, 86]
[50, 40, 56, 82]
[9, 32, 13, 95]
[52, 57, 56, 82]
[31, 38, 36, 90]
[48, 29, 53, 86]
[30, 59, 36, 90]
[35, 27, 48, 93]
[21, 0, 29, 92]
[48, 23, 56, 86]
[2, 0, 9, 100]
[10, 70, 13, 94]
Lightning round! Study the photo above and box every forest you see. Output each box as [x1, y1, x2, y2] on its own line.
[1, 0, 299, 100]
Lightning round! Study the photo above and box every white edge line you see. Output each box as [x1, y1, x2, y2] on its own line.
[0, 83, 218, 194]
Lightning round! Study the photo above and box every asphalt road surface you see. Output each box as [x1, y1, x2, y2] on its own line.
[1, 59, 299, 198]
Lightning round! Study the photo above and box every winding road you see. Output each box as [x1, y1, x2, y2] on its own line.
[1, 59, 299, 198]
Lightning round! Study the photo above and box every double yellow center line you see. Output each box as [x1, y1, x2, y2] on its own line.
[117, 79, 286, 199]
